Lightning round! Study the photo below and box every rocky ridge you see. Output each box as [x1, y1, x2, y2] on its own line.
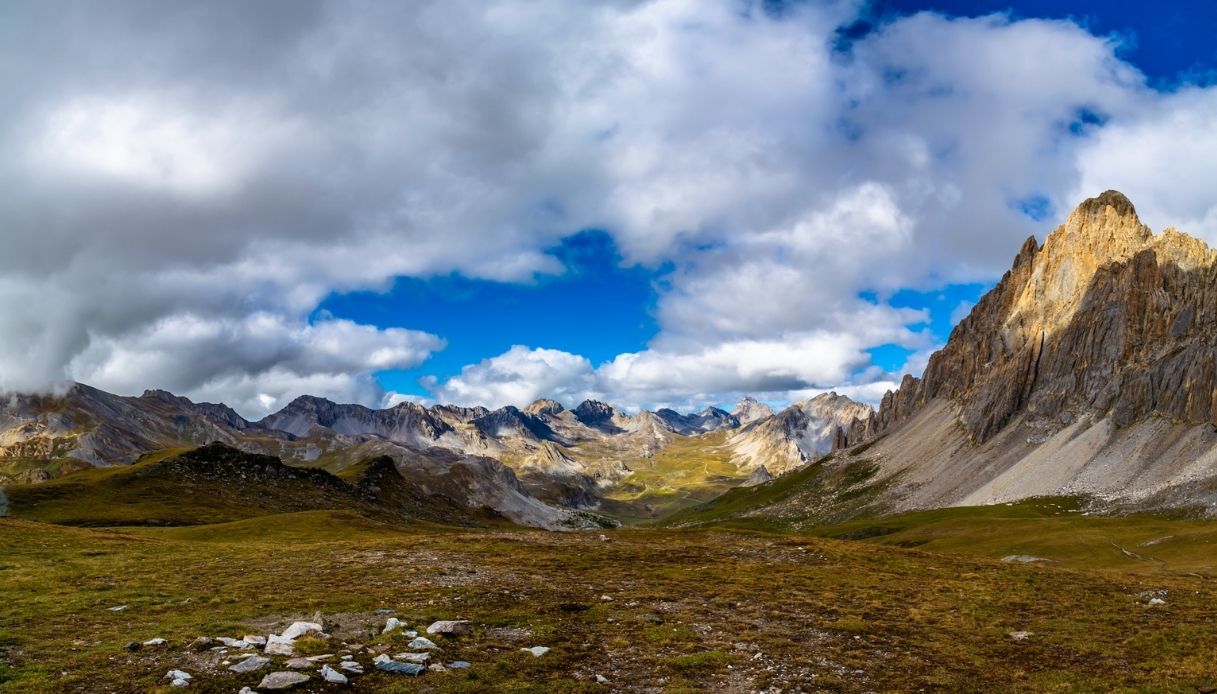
[829, 191, 1217, 515]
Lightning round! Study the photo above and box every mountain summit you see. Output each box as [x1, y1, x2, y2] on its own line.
[831, 191, 1217, 514]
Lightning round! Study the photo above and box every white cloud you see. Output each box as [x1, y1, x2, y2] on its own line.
[65, 315, 443, 418]
[1071, 87, 1217, 243]
[1, 1, 1215, 416]
[428, 346, 596, 409]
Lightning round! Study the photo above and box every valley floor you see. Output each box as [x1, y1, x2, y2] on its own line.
[4, 505, 1217, 693]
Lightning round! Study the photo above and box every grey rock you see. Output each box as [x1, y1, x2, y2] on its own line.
[258, 671, 311, 690]
[426, 620, 472, 637]
[284, 657, 313, 669]
[407, 636, 440, 651]
[265, 634, 295, 656]
[448, 660, 471, 669]
[373, 655, 425, 676]
[228, 656, 271, 673]
[521, 646, 550, 657]
[320, 665, 348, 684]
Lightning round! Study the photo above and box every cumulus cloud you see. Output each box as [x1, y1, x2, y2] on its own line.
[2, 1, 1215, 416]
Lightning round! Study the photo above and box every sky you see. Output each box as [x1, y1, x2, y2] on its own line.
[2, 0, 1217, 418]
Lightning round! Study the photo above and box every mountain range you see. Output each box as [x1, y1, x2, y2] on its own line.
[0, 375, 866, 527]
[7, 191, 1217, 530]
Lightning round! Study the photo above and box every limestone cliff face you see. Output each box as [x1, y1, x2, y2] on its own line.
[872, 190, 1217, 444]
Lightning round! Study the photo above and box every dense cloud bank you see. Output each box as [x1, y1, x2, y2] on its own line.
[1, 0, 1214, 415]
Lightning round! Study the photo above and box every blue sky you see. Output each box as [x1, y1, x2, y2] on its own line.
[5, 0, 1217, 416]
[312, 0, 1217, 405]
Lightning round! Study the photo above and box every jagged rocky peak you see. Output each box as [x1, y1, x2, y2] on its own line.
[471, 405, 560, 442]
[732, 397, 774, 425]
[870, 190, 1217, 445]
[524, 398, 565, 417]
[573, 399, 618, 429]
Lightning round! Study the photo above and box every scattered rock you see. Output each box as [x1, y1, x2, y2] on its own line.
[217, 637, 250, 648]
[258, 671, 311, 690]
[448, 660, 471, 669]
[596, 674, 610, 684]
[107, 605, 128, 612]
[285, 657, 313, 669]
[1008, 631, 1033, 641]
[407, 636, 440, 651]
[243, 635, 267, 647]
[239, 688, 255, 694]
[1149, 597, 1167, 606]
[426, 620, 472, 637]
[392, 652, 430, 664]
[164, 669, 192, 687]
[265, 634, 295, 656]
[123, 641, 141, 652]
[1001, 555, 1050, 563]
[229, 656, 272, 673]
[339, 661, 364, 675]
[374, 609, 394, 616]
[320, 664, 348, 684]
[373, 654, 425, 676]
[280, 621, 324, 640]
[143, 638, 167, 647]
[428, 664, 447, 673]
[522, 646, 550, 657]
[600, 595, 613, 602]
[382, 617, 403, 634]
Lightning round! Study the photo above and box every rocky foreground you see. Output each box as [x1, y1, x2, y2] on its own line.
[5, 504, 1217, 693]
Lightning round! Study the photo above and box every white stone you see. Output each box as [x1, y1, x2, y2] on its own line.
[426, 620, 472, 636]
[392, 652, 430, 664]
[280, 621, 324, 640]
[144, 638, 166, 647]
[382, 617, 403, 634]
[1149, 597, 1166, 605]
[521, 646, 550, 657]
[243, 635, 267, 646]
[265, 634, 295, 656]
[596, 674, 609, 684]
[407, 636, 440, 651]
[320, 665, 348, 684]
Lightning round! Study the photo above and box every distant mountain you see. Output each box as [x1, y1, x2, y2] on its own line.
[731, 397, 775, 425]
[655, 406, 739, 434]
[728, 393, 874, 474]
[1, 380, 871, 526]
